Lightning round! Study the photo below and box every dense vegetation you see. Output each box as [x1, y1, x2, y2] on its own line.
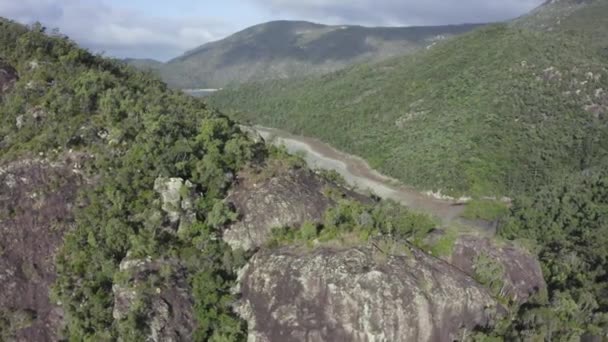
[0, 19, 255, 340]
[210, 0, 608, 198]
[2, 1, 608, 340]
[473, 169, 608, 340]
[128, 20, 483, 89]
[0, 19, 447, 341]
[270, 197, 437, 251]
[462, 199, 510, 221]
[209, 2, 608, 338]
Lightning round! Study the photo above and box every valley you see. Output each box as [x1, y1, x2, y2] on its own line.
[1, 0, 608, 340]
[210, 2, 608, 198]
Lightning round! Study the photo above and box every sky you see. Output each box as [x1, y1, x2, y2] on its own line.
[0, 0, 544, 61]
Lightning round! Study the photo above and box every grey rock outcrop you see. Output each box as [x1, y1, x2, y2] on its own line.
[448, 234, 546, 303]
[153, 177, 197, 234]
[236, 245, 503, 342]
[0, 60, 18, 95]
[113, 257, 196, 342]
[238, 125, 265, 144]
[0, 158, 84, 341]
[15, 107, 49, 130]
[224, 167, 335, 251]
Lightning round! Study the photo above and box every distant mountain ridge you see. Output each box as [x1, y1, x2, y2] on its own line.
[127, 20, 485, 88]
[122, 58, 162, 69]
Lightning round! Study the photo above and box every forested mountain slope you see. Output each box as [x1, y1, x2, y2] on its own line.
[128, 20, 484, 88]
[0, 17, 260, 341]
[209, 0, 608, 197]
[207, 3, 608, 338]
[0, 18, 531, 341]
[2, 4, 607, 340]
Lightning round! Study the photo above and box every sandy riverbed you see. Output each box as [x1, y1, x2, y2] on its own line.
[254, 125, 468, 225]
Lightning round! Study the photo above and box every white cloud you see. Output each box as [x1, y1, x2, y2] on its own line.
[0, 0, 231, 61]
[249, 0, 544, 26]
[0, 0, 547, 60]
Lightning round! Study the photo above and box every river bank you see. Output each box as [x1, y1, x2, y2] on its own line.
[253, 125, 472, 226]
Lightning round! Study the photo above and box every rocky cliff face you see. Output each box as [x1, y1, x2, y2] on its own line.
[113, 257, 196, 342]
[0, 157, 542, 342]
[0, 60, 18, 95]
[0, 157, 85, 341]
[448, 235, 546, 303]
[0, 144, 542, 342]
[236, 245, 504, 342]
[224, 166, 336, 251]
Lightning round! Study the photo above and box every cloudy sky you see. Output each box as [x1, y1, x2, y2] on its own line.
[0, 0, 544, 61]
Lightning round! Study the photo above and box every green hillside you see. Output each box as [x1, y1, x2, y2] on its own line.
[2, 3, 608, 339]
[0, 18, 442, 341]
[128, 20, 484, 89]
[209, 0, 608, 197]
[0, 19, 255, 340]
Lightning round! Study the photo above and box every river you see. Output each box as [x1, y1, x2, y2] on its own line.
[253, 126, 471, 226]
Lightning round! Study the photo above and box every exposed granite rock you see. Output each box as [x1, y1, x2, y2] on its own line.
[238, 125, 265, 144]
[0, 158, 84, 341]
[448, 234, 546, 303]
[224, 164, 368, 251]
[15, 106, 49, 130]
[0, 60, 18, 95]
[113, 257, 196, 342]
[236, 245, 503, 342]
[154, 177, 186, 223]
[153, 177, 197, 234]
[224, 167, 336, 251]
[15, 115, 25, 129]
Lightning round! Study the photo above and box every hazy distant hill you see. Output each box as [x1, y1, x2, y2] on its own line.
[210, 0, 608, 197]
[121, 57, 163, 71]
[128, 20, 484, 88]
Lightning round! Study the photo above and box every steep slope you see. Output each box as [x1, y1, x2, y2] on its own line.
[0, 158, 83, 341]
[515, 0, 599, 30]
[0, 18, 537, 341]
[3, 13, 605, 341]
[0, 59, 17, 93]
[129, 20, 484, 88]
[209, 0, 608, 197]
[0, 17, 256, 341]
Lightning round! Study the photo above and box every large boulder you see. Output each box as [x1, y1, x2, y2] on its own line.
[0, 158, 84, 341]
[224, 167, 335, 251]
[236, 245, 504, 342]
[0, 60, 18, 95]
[448, 234, 546, 303]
